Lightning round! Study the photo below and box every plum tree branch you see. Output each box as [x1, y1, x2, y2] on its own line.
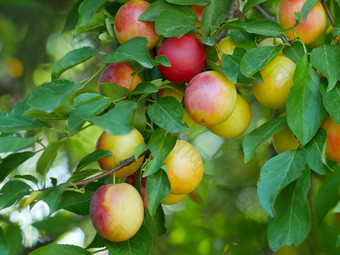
[216, 0, 240, 42]
[321, 0, 335, 26]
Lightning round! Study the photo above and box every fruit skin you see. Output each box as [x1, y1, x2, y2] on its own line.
[278, 0, 326, 44]
[114, 0, 161, 49]
[252, 55, 296, 109]
[96, 129, 145, 178]
[185, 71, 237, 126]
[162, 193, 186, 205]
[258, 37, 284, 46]
[157, 35, 206, 84]
[90, 183, 144, 242]
[164, 140, 204, 195]
[208, 94, 252, 138]
[217, 36, 237, 58]
[125, 172, 148, 209]
[191, 5, 207, 21]
[98, 63, 142, 92]
[321, 116, 340, 162]
[272, 125, 300, 154]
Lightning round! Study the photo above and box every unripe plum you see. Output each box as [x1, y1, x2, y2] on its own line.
[157, 35, 206, 84]
[321, 116, 340, 162]
[208, 94, 252, 138]
[252, 55, 296, 109]
[98, 63, 142, 93]
[278, 0, 326, 44]
[272, 126, 300, 154]
[96, 129, 145, 178]
[185, 71, 237, 126]
[114, 0, 161, 49]
[162, 193, 186, 205]
[90, 183, 144, 242]
[164, 140, 204, 195]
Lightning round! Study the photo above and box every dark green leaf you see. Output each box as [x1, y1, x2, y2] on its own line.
[99, 82, 130, 99]
[36, 139, 67, 176]
[39, 183, 68, 214]
[68, 169, 105, 183]
[143, 206, 166, 239]
[201, 0, 228, 36]
[243, 0, 267, 15]
[52, 47, 99, 79]
[315, 169, 340, 221]
[282, 41, 305, 63]
[146, 169, 171, 215]
[28, 244, 91, 255]
[287, 54, 325, 145]
[0, 136, 37, 153]
[257, 149, 306, 217]
[103, 37, 154, 68]
[305, 128, 332, 175]
[129, 82, 159, 95]
[76, 149, 112, 171]
[0, 114, 48, 133]
[26, 79, 80, 113]
[0, 180, 31, 209]
[144, 128, 176, 177]
[14, 174, 38, 185]
[332, 19, 340, 36]
[1, 224, 23, 255]
[0, 152, 35, 182]
[197, 33, 217, 46]
[230, 30, 257, 50]
[63, 1, 81, 32]
[242, 116, 287, 163]
[310, 45, 340, 91]
[220, 55, 239, 83]
[134, 144, 148, 162]
[68, 98, 111, 135]
[147, 97, 188, 133]
[165, 0, 210, 4]
[154, 55, 171, 67]
[301, 0, 320, 22]
[319, 79, 340, 124]
[86, 100, 137, 135]
[268, 170, 311, 251]
[155, 10, 197, 38]
[77, 0, 106, 27]
[240, 45, 282, 77]
[139, 1, 196, 22]
[74, 93, 103, 107]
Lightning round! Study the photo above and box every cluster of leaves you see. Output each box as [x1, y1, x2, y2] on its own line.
[1, 0, 340, 254]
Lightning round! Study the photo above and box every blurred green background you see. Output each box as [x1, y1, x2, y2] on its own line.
[1, 1, 340, 255]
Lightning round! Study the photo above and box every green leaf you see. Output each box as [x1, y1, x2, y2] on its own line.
[0, 152, 35, 182]
[221, 20, 284, 37]
[305, 128, 332, 175]
[99, 82, 130, 99]
[68, 169, 105, 183]
[143, 206, 166, 240]
[86, 100, 137, 135]
[315, 169, 340, 221]
[39, 183, 68, 214]
[268, 170, 311, 251]
[337, 235, 340, 248]
[139, 1, 196, 22]
[155, 9, 197, 38]
[134, 144, 148, 162]
[240, 45, 282, 77]
[282, 41, 305, 63]
[147, 97, 189, 133]
[77, 0, 106, 27]
[310, 45, 340, 91]
[74, 93, 103, 107]
[77, 149, 112, 171]
[128, 82, 159, 95]
[146, 169, 171, 215]
[14, 174, 38, 185]
[332, 19, 340, 36]
[165, 0, 210, 4]
[144, 128, 176, 177]
[243, 0, 267, 15]
[68, 98, 111, 135]
[0, 180, 31, 210]
[1, 224, 23, 255]
[220, 54, 239, 84]
[301, 0, 320, 22]
[52, 47, 99, 79]
[63, 1, 81, 32]
[242, 116, 287, 163]
[103, 37, 154, 68]
[257, 149, 306, 217]
[36, 139, 67, 176]
[201, 0, 228, 36]
[26, 79, 81, 113]
[287, 54, 325, 145]
[0, 114, 48, 133]
[59, 182, 102, 215]
[154, 55, 171, 67]
[319, 79, 340, 124]
[230, 30, 257, 50]
[28, 244, 91, 255]
[0, 136, 37, 153]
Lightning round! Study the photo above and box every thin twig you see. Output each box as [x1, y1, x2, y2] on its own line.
[255, 5, 290, 44]
[321, 0, 335, 26]
[216, 0, 240, 42]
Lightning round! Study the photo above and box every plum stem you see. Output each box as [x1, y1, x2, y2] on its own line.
[321, 0, 335, 26]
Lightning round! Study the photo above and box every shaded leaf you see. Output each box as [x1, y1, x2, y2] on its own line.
[76, 149, 112, 171]
[77, 0, 106, 27]
[0, 114, 48, 133]
[0, 152, 35, 182]
[319, 79, 340, 124]
[0, 180, 31, 210]
[29, 244, 91, 255]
